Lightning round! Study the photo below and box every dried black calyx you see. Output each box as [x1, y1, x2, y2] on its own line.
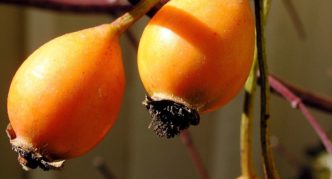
[6, 124, 64, 171]
[143, 95, 200, 138]
[14, 146, 54, 170]
[12, 146, 64, 171]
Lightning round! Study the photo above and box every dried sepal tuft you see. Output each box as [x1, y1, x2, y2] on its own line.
[6, 124, 65, 171]
[143, 95, 199, 138]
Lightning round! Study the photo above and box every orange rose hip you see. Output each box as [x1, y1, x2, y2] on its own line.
[138, 0, 255, 138]
[7, 24, 125, 170]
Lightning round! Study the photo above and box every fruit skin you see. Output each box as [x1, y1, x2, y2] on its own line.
[7, 24, 125, 167]
[138, 0, 255, 113]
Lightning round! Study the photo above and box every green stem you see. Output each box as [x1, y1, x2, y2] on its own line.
[263, 0, 272, 23]
[111, 0, 160, 35]
[240, 52, 258, 179]
[254, 0, 279, 178]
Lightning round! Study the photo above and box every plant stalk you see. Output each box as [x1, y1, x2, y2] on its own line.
[268, 74, 332, 114]
[254, 0, 279, 178]
[269, 76, 332, 156]
[239, 53, 258, 179]
[111, 0, 160, 35]
[180, 130, 210, 179]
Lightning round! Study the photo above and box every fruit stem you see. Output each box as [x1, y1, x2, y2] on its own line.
[254, 0, 280, 178]
[111, 0, 160, 35]
[239, 51, 258, 179]
[93, 157, 116, 179]
[180, 130, 210, 179]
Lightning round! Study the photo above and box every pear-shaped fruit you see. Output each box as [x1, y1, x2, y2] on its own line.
[138, 0, 255, 138]
[7, 24, 125, 170]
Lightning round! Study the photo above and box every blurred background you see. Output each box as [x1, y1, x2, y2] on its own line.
[0, 0, 331, 178]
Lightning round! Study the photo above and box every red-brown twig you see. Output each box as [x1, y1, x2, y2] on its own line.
[270, 74, 332, 114]
[0, 0, 131, 13]
[93, 157, 116, 179]
[180, 130, 210, 179]
[281, 0, 306, 39]
[269, 75, 332, 156]
[0, 0, 169, 15]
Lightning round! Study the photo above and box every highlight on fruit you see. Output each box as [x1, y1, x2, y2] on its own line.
[137, 0, 255, 138]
